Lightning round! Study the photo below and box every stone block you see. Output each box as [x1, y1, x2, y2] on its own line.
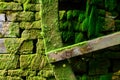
[38, 70, 54, 77]
[20, 21, 41, 29]
[0, 76, 6, 80]
[0, 14, 5, 21]
[89, 59, 110, 75]
[6, 76, 22, 80]
[23, 4, 40, 11]
[7, 12, 35, 21]
[20, 54, 47, 70]
[27, 76, 46, 80]
[20, 54, 35, 69]
[0, 22, 19, 38]
[112, 75, 120, 80]
[0, 54, 19, 69]
[42, 0, 63, 52]
[0, 2, 22, 11]
[19, 40, 33, 54]
[113, 70, 120, 76]
[0, 39, 7, 53]
[8, 69, 36, 77]
[36, 39, 45, 54]
[0, 70, 7, 76]
[13, 0, 26, 3]
[31, 55, 47, 70]
[0, 0, 5, 2]
[4, 38, 25, 54]
[35, 12, 41, 20]
[14, 0, 41, 3]
[21, 29, 42, 39]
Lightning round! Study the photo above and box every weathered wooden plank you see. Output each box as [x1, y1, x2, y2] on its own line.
[47, 32, 120, 62]
[41, 0, 63, 52]
[53, 60, 77, 80]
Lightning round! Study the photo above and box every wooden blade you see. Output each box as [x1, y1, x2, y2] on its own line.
[47, 32, 120, 62]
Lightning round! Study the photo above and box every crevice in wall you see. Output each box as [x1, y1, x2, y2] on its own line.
[5, 0, 13, 2]
[16, 54, 20, 69]
[21, 76, 26, 80]
[19, 28, 24, 38]
[33, 39, 37, 53]
[36, 70, 39, 76]
[5, 13, 7, 22]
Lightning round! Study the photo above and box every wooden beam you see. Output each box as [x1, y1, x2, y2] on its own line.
[47, 32, 120, 62]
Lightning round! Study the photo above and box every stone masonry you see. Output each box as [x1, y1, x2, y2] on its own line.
[0, 0, 54, 80]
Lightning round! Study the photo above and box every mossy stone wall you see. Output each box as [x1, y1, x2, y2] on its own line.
[0, 0, 54, 80]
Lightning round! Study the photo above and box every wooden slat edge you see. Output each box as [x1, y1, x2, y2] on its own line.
[47, 32, 120, 62]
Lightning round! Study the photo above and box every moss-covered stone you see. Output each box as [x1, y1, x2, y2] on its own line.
[41, 0, 63, 52]
[6, 76, 23, 80]
[0, 70, 7, 76]
[0, 22, 20, 38]
[0, 2, 22, 11]
[38, 70, 54, 77]
[5, 38, 25, 54]
[31, 54, 47, 70]
[0, 76, 6, 80]
[7, 12, 35, 21]
[35, 12, 41, 20]
[113, 70, 120, 76]
[20, 54, 35, 69]
[20, 21, 41, 29]
[23, 4, 40, 11]
[0, 14, 5, 21]
[0, 39, 7, 53]
[14, 0, 41, 4]
[19, 40, 33, 54]
[36, 39, 44, 54]
[8, 69, 36, 77]
[13, 0, 26, 3]
[112, 75, 120, 80]
[21, 29, 42, 39]
[27, 76, 46, 80]
[20, 52, 47, 71]
[0, 54, 19, 69]
[0, 0, 5, 2]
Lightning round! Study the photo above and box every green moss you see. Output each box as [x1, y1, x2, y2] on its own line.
[75, 32, 84, 43]
[46, 41, 87, 55]
[0, 2, 22, 11]
[20, 21, 41, 29]
[100, 74, 112, 80]
[19, 40, 33, 54]
[31, 54, 48, 70]
[105, 0, 117, 11]
[4, 38, 25, 54]
[0, 54, 19, 70]
[20, 54, 35, 69]
[88, 6, 97, 38]
[21, 29, 42, 39]
[23, 0, 30, 11]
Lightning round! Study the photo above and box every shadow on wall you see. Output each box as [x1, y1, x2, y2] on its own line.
[70, 44, 120, 80]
